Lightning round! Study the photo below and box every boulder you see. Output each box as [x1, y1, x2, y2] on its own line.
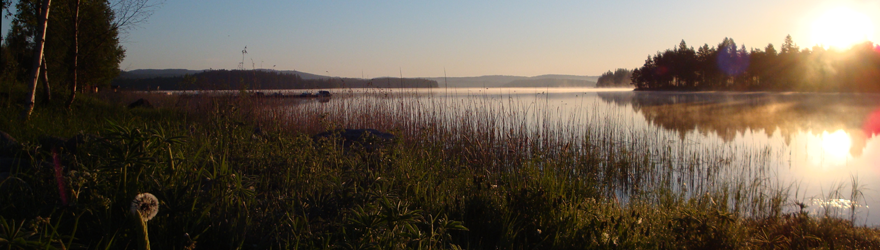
[128, 98, 154, 109]
[315, 129, 396, 150]
[39, 136, 67, 151]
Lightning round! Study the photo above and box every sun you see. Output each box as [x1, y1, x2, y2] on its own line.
[811, 7, 875, 49]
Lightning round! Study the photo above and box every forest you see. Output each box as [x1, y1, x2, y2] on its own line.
[112, 70, 439, 90]
[595, 68, 633, 87]
[1, 0, 144, 116]
[631, 35, 880, 92]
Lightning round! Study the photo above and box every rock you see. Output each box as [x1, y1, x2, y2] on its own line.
[0, 131, 22, 156]
[128, 98, 153, 109]
[39, 136, 67, 151]
[315, 129, 396, 150]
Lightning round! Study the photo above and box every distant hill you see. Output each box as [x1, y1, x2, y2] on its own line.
[112, 69, 437, 90]
[272, 70, 328, 80]
[426, 75, 526, 88]
[118, 69, 331, 80]
[118, 69, 205, 79]
[116, 69, 599, 88]
[531, 74, 600, 82]
[503, 78, 596, 88]
[427, 75, 598, 88]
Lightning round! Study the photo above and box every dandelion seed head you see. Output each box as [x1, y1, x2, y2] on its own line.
[131, 193, 159, 221]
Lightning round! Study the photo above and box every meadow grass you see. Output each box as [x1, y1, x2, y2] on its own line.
[1, 89, 878, 249]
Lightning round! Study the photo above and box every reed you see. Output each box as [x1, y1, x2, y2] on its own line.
[0, 89, 878, 249]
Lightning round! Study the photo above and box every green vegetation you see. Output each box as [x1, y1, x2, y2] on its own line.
[1, 89, 879, 249]
[632, 36, 880, 92]
[5, 0, 125, 94]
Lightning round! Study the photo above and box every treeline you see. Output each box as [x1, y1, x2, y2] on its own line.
[632, 36, 880, 92]
[112, 70, 439, 90]
[3, 0, 126, 92]
[595, 68, 633, 87]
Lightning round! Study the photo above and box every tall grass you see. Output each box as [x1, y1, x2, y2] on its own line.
[1, 89, 878, 249]
[221, 88, 793, 216]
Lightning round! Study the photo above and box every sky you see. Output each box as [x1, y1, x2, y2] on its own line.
[3, 0, 879, 78]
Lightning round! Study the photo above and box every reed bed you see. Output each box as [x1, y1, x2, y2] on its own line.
[230, 89, 791, 215]
[1, 89, 878, 249]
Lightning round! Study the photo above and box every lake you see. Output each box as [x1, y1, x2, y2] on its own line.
[262, 87, 880, 225]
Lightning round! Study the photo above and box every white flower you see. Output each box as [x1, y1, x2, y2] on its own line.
[131, 193, 159, 221]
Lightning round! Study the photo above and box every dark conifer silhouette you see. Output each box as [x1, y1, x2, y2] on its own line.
[631, 36, 880, 92]
[596, 68, 633, 87]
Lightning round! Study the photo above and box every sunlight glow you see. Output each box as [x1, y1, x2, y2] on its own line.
[811, 7, 875, 50]
[821, 130, 852, 159]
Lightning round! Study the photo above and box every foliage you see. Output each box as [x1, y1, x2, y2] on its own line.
[5, 0, 125, 91]
[632, 36, 880, 92]
[596, 68, 633, 88]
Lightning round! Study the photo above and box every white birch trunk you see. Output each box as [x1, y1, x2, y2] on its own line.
[21, 0, 52, 121]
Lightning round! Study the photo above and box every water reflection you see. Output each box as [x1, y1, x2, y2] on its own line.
[596, 91, 880, 157]
[595, 91, 880, 224]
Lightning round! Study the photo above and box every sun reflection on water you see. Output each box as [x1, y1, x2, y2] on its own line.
[810, 198, 869, 219]
[821, 130, 852, 160]
[800, 129, 854, 168]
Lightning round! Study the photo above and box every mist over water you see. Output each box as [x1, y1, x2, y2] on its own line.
[274, 87, 880, 225]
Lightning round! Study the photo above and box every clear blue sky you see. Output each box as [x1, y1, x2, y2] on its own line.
[3, 0, 879, 77]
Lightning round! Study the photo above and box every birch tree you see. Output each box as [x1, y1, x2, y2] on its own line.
[66, 0, 163, 108]
[64, 0, 78, 109]
[21, 0, 51, 121]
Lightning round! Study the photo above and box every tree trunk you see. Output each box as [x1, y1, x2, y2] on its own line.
[65, 0, 80, 109]
[41, 57, 51, 104]
[1, 1, 5, 68]
[21, 0, 52, 121]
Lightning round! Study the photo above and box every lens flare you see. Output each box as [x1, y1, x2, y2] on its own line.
[716, 44, 749, 76]
[864, 108, 880, 138]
